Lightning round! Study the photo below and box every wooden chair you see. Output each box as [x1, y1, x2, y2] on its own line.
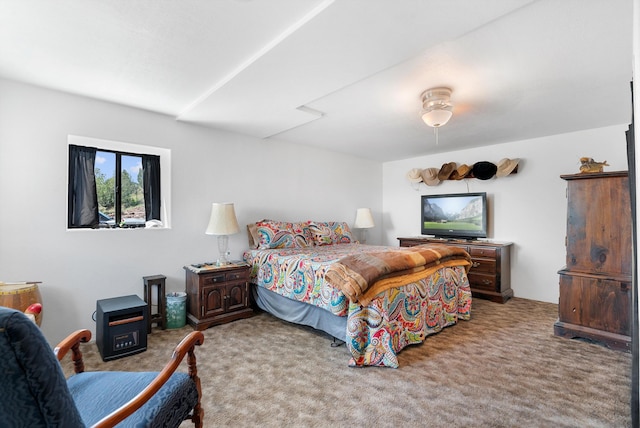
[0, 306, 204, 427]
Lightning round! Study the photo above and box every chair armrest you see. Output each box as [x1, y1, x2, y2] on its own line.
[92, 330, 205, 428]
[54, 329, 92, 374]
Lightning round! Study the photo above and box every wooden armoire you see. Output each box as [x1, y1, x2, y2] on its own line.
[554, 171, 632, 351]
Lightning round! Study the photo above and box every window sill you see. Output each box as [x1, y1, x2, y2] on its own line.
[66, 226, 170, 232]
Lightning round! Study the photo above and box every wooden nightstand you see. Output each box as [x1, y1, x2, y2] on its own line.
[184, 263, 253, 331]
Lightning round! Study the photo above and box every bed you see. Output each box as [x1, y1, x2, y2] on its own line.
[243, 220, 473, 368]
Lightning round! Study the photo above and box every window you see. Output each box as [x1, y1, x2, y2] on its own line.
[67, 136, 170, 230]
[95, 150, 152, 228]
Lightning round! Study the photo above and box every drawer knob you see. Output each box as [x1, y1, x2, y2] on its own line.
[472, 262, 481, 268]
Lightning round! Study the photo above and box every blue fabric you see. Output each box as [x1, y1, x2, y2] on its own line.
[0, 306, 85, 427]
[68, 371, 198, 428]
[253, 285, 347, 341]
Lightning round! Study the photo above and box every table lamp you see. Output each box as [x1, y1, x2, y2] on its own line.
[354, 208, 374, 244]
[205, 202, 240, 266]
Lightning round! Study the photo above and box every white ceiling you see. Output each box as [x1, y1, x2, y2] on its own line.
[0, 0, 633, 161]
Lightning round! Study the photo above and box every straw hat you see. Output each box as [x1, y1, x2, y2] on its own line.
[406, 168, 423, 183]
[437, 162, 457, 180]
[496, 158, 519, 177]
[450, 164, 472, 180]
[472, 161, 497, 180]
[420, 168, 441, 186]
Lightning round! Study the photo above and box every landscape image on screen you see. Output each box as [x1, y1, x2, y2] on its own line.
[423, 195, 484, 232]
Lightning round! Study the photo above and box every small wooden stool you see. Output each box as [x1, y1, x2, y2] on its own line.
[143, 275, 167, 333]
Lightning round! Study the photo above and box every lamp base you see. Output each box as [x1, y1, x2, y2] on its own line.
[359, 229, 368, 245]
[217, 235, 231, 266]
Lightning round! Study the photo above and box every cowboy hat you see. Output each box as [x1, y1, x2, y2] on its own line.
[496, 158, 519, 177]
[450, 164, 472, 180]
[420, 168, 441, 186]
[437, 162, 457, 181]
[406, 168, 423, 183]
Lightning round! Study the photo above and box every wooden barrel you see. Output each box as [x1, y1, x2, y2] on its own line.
[0, 282, 43, 326]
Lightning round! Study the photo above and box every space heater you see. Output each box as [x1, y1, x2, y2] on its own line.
[96, 295, 148, 361]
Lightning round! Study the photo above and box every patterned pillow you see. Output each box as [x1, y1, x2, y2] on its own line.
[290, 221, 314, 247]
[253, 220, 313, 249]
[307, 221, 354, 246]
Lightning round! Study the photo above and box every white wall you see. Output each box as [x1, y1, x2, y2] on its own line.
[0, 76, 631, 344]
[0, 79, 382, 344]
[383, 125, 629, 303]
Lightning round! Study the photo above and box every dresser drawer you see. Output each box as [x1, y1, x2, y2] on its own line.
[469, 247, 497, 258]
[468, 273, 497, 291]
[470, 258, 496, 274]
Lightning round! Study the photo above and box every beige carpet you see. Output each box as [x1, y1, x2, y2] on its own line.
[61, 298, 632, 427]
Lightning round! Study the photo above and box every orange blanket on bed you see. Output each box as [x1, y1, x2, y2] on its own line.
[325, 244, 471, 305]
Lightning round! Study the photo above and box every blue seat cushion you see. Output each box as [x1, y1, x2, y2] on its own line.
[68, 371, 198, 428]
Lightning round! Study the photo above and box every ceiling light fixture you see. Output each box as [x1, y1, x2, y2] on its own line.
[420, 87, 453, 144]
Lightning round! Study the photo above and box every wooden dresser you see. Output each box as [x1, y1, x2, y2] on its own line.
[554, 171, 631, 351]
[398, 237, 513, 303]
[184, 263, 253, 331]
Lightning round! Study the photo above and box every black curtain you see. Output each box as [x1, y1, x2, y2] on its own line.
[142, 155, 161, 221]
[67, 145, 98, 228]
[627, 81, 638, 428]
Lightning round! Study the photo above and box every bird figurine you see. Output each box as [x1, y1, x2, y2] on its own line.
[579, 157, 609, 173]
[24, 302, 42, 325]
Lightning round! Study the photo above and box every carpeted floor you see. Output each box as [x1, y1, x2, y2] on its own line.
[61, 297, 632, 427]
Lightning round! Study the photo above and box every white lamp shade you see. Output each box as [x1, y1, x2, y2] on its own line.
[205, 203, 240, 235]
[354, 208, 375, 229]
[421, 108, 453, 127]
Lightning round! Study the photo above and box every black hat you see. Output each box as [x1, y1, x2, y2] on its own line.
[472, 161, 497, 180]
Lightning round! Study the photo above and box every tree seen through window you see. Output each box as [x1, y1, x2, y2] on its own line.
[95, 151, 145, 227]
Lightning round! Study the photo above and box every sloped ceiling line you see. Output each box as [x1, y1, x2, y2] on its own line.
[176, 0, 335, 121]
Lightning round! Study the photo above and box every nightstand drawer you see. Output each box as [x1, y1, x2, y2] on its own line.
[202, 273, 226, 285]
[199, 269, 248, 284]
[226, 270, 249, 281]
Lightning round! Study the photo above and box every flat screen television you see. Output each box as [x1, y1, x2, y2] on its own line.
[421, 192, 488, 240]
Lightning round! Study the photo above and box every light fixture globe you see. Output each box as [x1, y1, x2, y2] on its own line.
[422, 108, 453, 127]
[420, 87, 454, 127]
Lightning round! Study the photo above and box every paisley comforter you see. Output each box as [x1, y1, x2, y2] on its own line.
[243, 243, 472, 368]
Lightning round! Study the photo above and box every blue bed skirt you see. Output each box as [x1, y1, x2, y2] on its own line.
[252, 285, 347, 341]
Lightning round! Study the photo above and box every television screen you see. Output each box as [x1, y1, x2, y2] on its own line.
[421, 192, 488, 240]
